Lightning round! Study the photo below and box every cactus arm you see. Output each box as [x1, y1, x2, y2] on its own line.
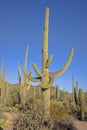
[33, 64, 42, 77]
[18, 62, 22, 85]
[18, 62, 21, 78]
[23, 67, 41, 82]
[46, 55, 53, 68]
[24, 45, 28, 68]
[29, 77, 41, 82]
[50, 49, 74, 78]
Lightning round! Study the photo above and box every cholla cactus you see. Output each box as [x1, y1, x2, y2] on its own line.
[23, 8, 74, 117]
[79, 88, 84, 121]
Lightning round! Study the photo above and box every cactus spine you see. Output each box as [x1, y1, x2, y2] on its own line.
[79, 88, 84, 121]
[23, 8, 74, 117]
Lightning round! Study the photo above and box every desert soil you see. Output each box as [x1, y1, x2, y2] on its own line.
[2, 112, 87, 130]
[73, 119, 87, 130]
[2, 112, 22, 130]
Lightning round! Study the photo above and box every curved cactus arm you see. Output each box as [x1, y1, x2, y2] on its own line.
[46, 55, 53, 68]
[24, 45, 28, 68]
[23, 67, 41, 82]
[33, 63, 42, 77]
[50, 49, 74, 78]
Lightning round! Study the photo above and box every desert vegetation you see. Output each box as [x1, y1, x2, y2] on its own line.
[0, 7, 87, 130]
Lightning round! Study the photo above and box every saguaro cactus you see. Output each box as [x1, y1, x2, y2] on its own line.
[74, 81, 79, 105]
[18, 46, 32, 104]
[23, 8, 74, 117]
[24, 45, 28, 85]
[6, 72, 10, 97]
[18, 62, 22, 86]
[0, 60, 7, 106]
[56, 85, 60, 100]
[79, 88, 84, 121]
[72, 75, 74, 101]
[1, 59, 5, 79]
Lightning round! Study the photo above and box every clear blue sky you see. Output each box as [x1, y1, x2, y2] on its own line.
[0, 0, 87, 92]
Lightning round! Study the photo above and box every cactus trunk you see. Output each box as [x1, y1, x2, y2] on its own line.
[42, 88, 50, 116]
[41, 8, 51, 117]
[56, 85, 59, 100]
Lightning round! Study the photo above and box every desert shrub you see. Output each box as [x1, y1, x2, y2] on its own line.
[25, 94, 42, 107]
[6, 86, 21, 106]
[69, 103, 80, 119]
[16, 102, 53, 130]
[50, 100, 68, 121]
[0, 113, 6, 128]
[0, 119, 6, 126]
[0, 105, 18, 112]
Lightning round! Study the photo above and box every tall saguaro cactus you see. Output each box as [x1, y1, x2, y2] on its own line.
[23, 8, 74, 117]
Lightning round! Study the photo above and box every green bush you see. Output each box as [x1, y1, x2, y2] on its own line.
[0, 113, 6, 128]
[6, 86, 21, 106]
[50, 100, 68, 121]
